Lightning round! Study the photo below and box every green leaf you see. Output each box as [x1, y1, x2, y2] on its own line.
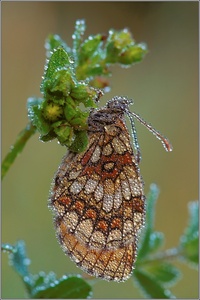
[179, 201, 199, 266]
[1, 122, 36, 180]
[78, 34, 103, 63]
[64, 97, 77, 121]
[133, 269, 175, 299]
[70, 84, 98, 108]
[69, 130, 89, 153]
[48, 69, 74, 98]
[105, 29, 147, 65]
[32, 274, 92, 299]
[76, 34, 106, 79]
[41, 47, 73, 95]
[70, 83, 92, 101]
[32, 271, 53, 288]
[68, 113, 89, 130]
[27, 98, 51, 136]
[118, 43, 148, 65]
[39, 130, 57, 142]
[2, 241, 92, 298]
[73, 19, 86, 65]
[148, 231, 165, 254]
[45, 34, 72, 58]
[4, 240, 30, 278]
[63, 97, 89, 130]
[145, 262, 181, 287]
[52, 121, 74, 145]
[2, 241, 33, 293]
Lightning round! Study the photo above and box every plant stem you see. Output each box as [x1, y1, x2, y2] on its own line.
[151, 247, 181, 261]
[1, 243, 15, 253]
[141, 247, 182, 266]
[2, 123, 36, 180]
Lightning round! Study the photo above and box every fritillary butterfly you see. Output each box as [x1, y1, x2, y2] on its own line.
[49, 96, 172, 282]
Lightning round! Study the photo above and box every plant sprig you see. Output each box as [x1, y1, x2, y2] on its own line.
[133, 184, 198, 298]
[2, 19, 147, 180]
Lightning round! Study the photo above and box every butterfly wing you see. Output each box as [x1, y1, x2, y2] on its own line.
[49, 113, 145, 281]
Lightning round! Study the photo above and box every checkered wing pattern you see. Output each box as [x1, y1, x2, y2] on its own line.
[49, 99, 145, 282]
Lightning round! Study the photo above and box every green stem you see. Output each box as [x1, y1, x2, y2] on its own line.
[140, 247, 182, 266]
[1, 243, 16, 253]
[2, 123, 36, 180]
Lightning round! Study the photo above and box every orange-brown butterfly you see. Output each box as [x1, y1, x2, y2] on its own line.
[49, 96, 172, 282]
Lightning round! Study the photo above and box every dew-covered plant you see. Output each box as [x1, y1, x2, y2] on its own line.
[2, 20, 198, 299]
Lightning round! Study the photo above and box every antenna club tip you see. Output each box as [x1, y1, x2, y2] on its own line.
[165, 142, 173, 152]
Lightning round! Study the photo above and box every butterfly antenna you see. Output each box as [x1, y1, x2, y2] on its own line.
[126, 111, 142, 164]
[126, 110, 173, 154]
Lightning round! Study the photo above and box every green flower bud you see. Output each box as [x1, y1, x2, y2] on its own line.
[42, 102, 63, 122]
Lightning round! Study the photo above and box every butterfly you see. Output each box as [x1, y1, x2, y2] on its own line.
[49, 96, 172, 282]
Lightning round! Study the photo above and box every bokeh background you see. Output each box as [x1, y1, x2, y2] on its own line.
[2, 2, 198, 299]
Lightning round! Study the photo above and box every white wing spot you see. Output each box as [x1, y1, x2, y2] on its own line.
[119, 132, 132, 153]
[68, 169, 81, 180]
[103, 194, 113, 213]
[102, 143, 113, 156]
[64, 211, 79, 231]
[84, 179, 98, 194]
[114, 188, 123, 209]
[123, 220, 134, 244]
[128, 178, 142, 196]
[94, 184, 104, 202]
[91, 145, 101, 163]
[121, 180, 131, 200]
[112, 137, 126, 154]
[133, 212, 144, 231]
[76, 219, 93, 242]
[70, 181, 83, 194]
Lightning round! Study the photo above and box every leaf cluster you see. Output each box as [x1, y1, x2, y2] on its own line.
[133, 184, 198, 298]
[2, 241, 91, 299]
[27, 19, 147, 153]
[27, 46, 99, 153]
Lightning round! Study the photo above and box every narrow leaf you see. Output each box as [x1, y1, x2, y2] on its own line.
[179, 201, 199, 266]
[2, 241, 34, 294]
[148, 231, 165, 253]
[32, 275, 92, 299]
[145, 262, 181, 287]
[79, 34, 103, 62]
[73, 19, 86, 65]
[1, 123, 36, 180]
[69, 130, 88, 153]
[41, 47, 73, 95]
[134, 269, 175, 299]
[6, 240, 30, 278]
[45, 34, 72, 58]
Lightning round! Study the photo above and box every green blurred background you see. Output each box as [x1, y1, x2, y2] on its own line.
[2, 2, 198, 299]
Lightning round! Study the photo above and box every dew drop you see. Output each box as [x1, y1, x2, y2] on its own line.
[49, 283, 55, 287]
[23, 258, 31, 266]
